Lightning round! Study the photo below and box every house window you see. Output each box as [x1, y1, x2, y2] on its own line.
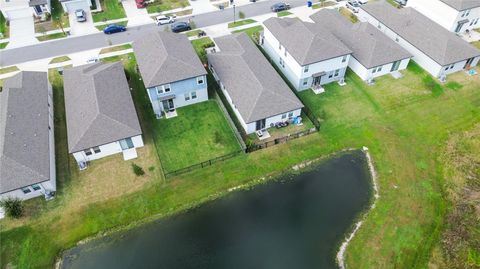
[164, 84, 171, 93]
[304, 65, 309, 73]
[93, 146, 101, 154]
[156, 86, 164, 95]
[372, 67, 377, 73]
[328, 72, 333, 78]
[196, 76, 204, 85]
[303, 79, 308, 86]
[22, 187, 31, 194]
[32, 184, 41, 191]
[284, 49, 287, 57]
[377, 23, 382, 29]
[334, 69, 340, 77]
[84, 149, 92, 156]
[282, 113, 287, 119]
[395, 36, 399, 42]
[342, 55, 347, 63]
[279, 58, 285, 68]
[288, 112, 294, 118]
[278, 42, 281, 50]
[191, 91, 197, 99]
[185, 93, 190, 101]
[377, 66, 382, 72]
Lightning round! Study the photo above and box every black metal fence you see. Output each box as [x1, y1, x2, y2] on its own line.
[246, 127, 317, 153]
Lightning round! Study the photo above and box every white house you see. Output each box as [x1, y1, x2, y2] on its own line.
[64, 62, 144, 169]
[407, 0, 480, 33]
[358, 2, 480, 79]
[133, 31, 208, 119]
[262, 17, 352, 92]
[208, 33, 304, 134]
[0, 0, 50, 20]
[59, 0, 91, 12]
[310, 9, 412, 82]
[0, 71, 56, 202]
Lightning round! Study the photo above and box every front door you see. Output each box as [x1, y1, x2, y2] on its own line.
[313, 75, 322, 86]
[464, 57, 475, 69]
[34, 5, 43, 14]
[120, 138, 134, 150]
[455, 21, 465, 33]
[162, 99, 175, 111]
[256, 119, 266, 131]
[390, 60, 401, 72]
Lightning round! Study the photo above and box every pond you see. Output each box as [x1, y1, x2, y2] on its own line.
[62, 151, 372, 269]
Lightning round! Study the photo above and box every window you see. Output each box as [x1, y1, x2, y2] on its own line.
[84, 149, 92, 156]
[191, 91, 197, 99]
[303, 79, 308, 86]
[377, 23, 382, 29]
[164, 84, 171, 93]
[328, 72, 333, 78]
[395, 37, 399, 42]
[196, 76, 204, 85]
[32, 184, 41, 191]
[281, 113, 287, 119]
[465, 9, 470, 16]
[156, 86, 164, 95]
[342, 55, 347, 63]
[284, 49, 287, 57]
[93, 146, 101, 154]
[278, 42, 281, 50]
[22, 187, 31, 194]
[334, 69, 340, 77]
[288, 112, 294, 118]
[184, 93, 190, 101]
[279, 58, 285, 68]
[377, 66, 382, 72]
[304, 65, 309, 73]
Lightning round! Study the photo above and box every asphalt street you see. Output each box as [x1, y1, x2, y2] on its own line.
[0, 0, 307, 67]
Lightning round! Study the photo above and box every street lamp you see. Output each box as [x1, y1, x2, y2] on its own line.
[233, 4, 236, 24]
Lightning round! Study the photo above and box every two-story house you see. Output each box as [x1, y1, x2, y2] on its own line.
[262, 17, 352, 92]
[359, 2, 480, 79]
[407, 0, 480, 33]
[64, 62, 144, 169]
[310, 9, 412, 82]
[0, 0, 50, 20]
[133, 31, 208, 119]
[1, 71, 56, 202]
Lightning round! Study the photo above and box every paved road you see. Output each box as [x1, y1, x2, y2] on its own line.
[0, 0, 307, 67]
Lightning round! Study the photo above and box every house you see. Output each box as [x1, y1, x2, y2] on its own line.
[0, 0, 50, 21]
[0, 72, 56, 201]
[358, 2, 480, 79]
[59, 0, 91, 12]
[207, 33, 304, 134]
[133, 31, 208, 119]
[262, 17, 352, 91]
[407, 0, 480, 33]
[310, 9, 412, 82]
[64, 62, 144, 168]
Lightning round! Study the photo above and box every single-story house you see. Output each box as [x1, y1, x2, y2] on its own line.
[208, 33, 304, 134]
[0, 71, 56, 201]
[310, 9, 412, 82]
[133, 31, 208, 119]
[0, 0, 50, 20]
[407, 0, 480, 33]
[64, 62, 144, 169]
[262, 17, 352, 91]
[358, 2, 480, 79]
[59, 0, 91, 12]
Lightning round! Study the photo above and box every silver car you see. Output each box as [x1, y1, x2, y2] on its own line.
[75, 9, 87, 22]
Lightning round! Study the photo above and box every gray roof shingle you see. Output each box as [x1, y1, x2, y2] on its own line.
[208, 33, 304, 124]
[310, 9, 411, 69]
[263, 17, 352, 66]
[133, 31, 207, 88]
[1, 71, 52, 193]
[64, 62, 142, 153]
[362, 2, 480, 66]
[439, 0, 480, 11]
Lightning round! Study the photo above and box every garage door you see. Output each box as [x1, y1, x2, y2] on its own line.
[65, 0, 90, 12]
[5, 8, 32, 20]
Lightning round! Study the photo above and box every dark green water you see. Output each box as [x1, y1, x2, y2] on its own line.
[62, 151, 372, 269]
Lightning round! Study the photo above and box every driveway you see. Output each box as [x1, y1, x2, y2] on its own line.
[7, 10, 39, 48]
[122, 0, 153, 26]
[68, 10, 98, 36]
[189, 0, 217, 15]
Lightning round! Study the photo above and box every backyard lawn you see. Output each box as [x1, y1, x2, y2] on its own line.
[191, 37, 214, 63]
[92, 0, 127, 22]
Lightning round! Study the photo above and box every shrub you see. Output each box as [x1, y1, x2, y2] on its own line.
[238, 11, 245, 19]
[132, 163, 145, 176]
[148, 166, 155, 172]
[0, 197, 24, 219]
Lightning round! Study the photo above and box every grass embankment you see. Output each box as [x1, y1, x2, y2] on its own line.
[49, 56, 71, 64]
[228, 19, 256, 28]
[277, 11, 292, 17]
[0, 66, 19, 75]
[92, 0, 127, 22]
[99, 43, 132, 54]
[37, 32, 67, 42]
[473, 41, 480, 50]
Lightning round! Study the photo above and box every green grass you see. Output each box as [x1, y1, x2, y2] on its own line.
[92, 0, 127, 22]
[0, 42, 8, 49]
[472, 41, 480, 49]
[95, 20, 128, 31]
[36, 32, 67, 41]
[49, 56, 71, 64]
[0, 66, 19, 75]
[232, 25, 263, 39]
[228, 19, 256, 28]
[99, 43, 132, 54]
[339, 7, 358, 23]
[191, 37, 214, 64]
[184, 29, 202, 37]
[277, 10, 292, 17]
[312, 0, 336, 9]
[146, 0, 190, 14]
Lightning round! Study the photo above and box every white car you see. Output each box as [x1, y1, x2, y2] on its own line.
[155, 15, 176, 25]
[357, 0, 368, 4]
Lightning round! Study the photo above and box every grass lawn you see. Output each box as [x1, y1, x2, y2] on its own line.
[339, 7, 358, 23]
[35, 0, 70, 33]
[277, 10, 292, 17]
[92, 0, 127, 22]
[228, 19, 256, 28]
[184, 29, 202, 37]
[473, 41, 480, 49]
[0, 66, 19, 75]
[99, 43, 132, 54]
[0, 12, 8, 39]
[191, 37, 214, 63]
[0, 42, 8, 49]
[49, 56, 71, 64]
[37, 32, 67, 41]
[232, 25, 263, 39]
[95, 20, 128, 31]
[312, 0, 336, 9]
[146, 0, 190, 14]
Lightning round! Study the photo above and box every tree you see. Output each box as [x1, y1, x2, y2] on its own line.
[0, 197, 24, 219]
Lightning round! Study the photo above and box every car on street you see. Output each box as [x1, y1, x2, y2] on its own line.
[135, 0, 146, 8]
[271, 2, 290, 12]
[357, 0, 368, 4]
[155, 15, 176, 25]
[75, 9, 86, 22]
[171, 22, 191, 33]
[103, 24, 127, 34]
[346, 0, 360, 12]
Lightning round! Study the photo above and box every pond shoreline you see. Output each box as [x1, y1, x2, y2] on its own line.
[57, 147, 375, 269]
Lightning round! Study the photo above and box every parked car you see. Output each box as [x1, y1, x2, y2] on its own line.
[393, 0, 407, 5]
[135, 0, 146, 8]
[103, 24, 127, 34]
[155, 15, 176, 25]
[75, 9, 86, 22]
[171, 22, 191, 33]
[346, 0, 360, 13]
[357, 0, 368, 4]
[271, 2, 290, 12]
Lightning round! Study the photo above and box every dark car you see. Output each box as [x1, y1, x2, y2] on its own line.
[171, 22, 191, 33]
[103, 24, 127, 34]
[271, 2, 290, 12]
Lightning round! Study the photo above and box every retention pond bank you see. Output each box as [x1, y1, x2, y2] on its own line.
[62, 151, 372, 269]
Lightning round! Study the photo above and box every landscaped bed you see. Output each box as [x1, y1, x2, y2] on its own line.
[35, 0, 70, 33]
[277, 10, 292, 17]
[92, 0, 127, 22]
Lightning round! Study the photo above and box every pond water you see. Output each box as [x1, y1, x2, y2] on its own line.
[62, 151, 372, 269]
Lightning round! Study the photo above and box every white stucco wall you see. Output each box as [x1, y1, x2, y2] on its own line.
[348, 56, 410, 81]
[72, 135, 144, 163]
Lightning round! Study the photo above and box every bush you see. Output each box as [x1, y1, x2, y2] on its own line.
[238, 11, 245, 19]
[132, 163, 145, 176]
[0, 197, 24, 219]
